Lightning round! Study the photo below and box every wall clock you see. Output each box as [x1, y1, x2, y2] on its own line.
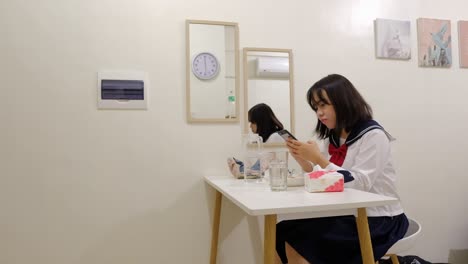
[192, 52, 220, 80]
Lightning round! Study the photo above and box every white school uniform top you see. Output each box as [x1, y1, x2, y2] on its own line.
[323, 129, 404, 217]
[266, 132, 284, 143]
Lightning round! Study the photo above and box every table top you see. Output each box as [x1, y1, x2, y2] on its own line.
[204, 176, 398, 216]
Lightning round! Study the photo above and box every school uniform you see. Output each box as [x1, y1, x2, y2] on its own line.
[266, 131, 284, 143]
[276, 120, 409, 264]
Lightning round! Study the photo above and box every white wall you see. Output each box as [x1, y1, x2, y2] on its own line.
[1, 0, 467, 263]
[248, 78, 291, 131]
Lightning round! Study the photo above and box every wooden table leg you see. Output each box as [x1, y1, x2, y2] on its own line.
[356, 208, 375, 264]
[264, 214, 277, 264]
[210, 191, 222, 264]
[390, 254, 400, 264]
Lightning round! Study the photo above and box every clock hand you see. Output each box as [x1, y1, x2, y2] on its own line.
[204, 56, 207, 73]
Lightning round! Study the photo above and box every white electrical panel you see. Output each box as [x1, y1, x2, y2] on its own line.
[97, 71, 148, 109]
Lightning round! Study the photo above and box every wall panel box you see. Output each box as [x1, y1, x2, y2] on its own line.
[97, 71, 148, 109]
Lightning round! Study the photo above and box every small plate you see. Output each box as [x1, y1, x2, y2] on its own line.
[287, 175, 304, 187]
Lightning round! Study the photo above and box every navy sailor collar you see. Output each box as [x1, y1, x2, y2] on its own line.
[329, 119, 394, 148]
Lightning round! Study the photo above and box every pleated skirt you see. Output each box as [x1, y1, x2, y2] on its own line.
[276, 213, 409, 264]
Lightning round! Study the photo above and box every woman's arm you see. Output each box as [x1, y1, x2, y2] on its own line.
[295, 156, 314, 172]
[326, 130, 391, 191]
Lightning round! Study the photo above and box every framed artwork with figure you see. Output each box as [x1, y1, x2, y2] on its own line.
[458, 20, 468, 68]
[417, 18, 452, 67]
[374, 19, 411, 60]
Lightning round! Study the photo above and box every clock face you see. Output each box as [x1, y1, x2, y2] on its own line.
[192, 52, 220, 80]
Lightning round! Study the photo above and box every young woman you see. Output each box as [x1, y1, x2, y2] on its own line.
[248, 103, 284, 143]
[277, 74, 409, 264]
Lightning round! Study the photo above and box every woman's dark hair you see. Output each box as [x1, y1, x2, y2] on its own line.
[306, 74, 373, 139]
[248, 103, 284, 142]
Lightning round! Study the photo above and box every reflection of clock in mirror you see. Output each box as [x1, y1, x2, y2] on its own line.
[192, 52, 220, 80]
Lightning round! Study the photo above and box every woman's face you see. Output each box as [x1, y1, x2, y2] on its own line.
[249, 122, 257, 133]
[313, 91, 336, 129]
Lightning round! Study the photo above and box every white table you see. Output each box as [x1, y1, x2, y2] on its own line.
[204, 176, 399, 264]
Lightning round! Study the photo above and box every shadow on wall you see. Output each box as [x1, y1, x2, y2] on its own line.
[449, 249, 468, 264]
[78, 180, 217, 264]
[78, 179, 264, 264]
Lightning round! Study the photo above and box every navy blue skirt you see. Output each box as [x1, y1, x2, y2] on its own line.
[276, 213, 409, 264]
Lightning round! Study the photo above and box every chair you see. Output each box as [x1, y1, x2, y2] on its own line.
[382, 218, 422, 264]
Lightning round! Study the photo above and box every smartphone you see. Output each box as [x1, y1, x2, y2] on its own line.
[277, 129, 297, 141]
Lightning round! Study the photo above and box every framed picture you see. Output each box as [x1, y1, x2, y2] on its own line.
[374, 19, 411, 60]
[417, 18, 452, 67]
[458, 21, 468, 68]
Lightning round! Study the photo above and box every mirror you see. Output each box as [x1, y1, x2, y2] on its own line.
[243, 48, 295, 145]
[186, 20, 239, 123]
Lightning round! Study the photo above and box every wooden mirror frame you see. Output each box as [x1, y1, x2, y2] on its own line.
[186, 20, 240, 123]
[243, 47, 295, 146]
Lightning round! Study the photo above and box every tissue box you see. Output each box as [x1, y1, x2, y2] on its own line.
[304, 170, 344, 192]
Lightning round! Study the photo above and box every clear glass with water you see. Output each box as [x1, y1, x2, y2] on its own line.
[269, 160, 288, 191]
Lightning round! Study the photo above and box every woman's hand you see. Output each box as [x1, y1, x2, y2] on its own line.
[287, 142, 307, 162]
[286, 139, 330, 168]
[285, 139, 312, 172]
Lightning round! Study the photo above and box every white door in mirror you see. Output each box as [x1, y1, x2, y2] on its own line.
[192, 52, 220, 80]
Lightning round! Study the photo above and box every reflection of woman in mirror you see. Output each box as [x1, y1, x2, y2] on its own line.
[248, 103, 284, 143]
[226, 103, 285, 177]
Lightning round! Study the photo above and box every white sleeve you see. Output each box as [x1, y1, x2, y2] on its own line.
[325, 130, 391, 191]
[266, 132, 285, 143]
[318, 139, 328, 157]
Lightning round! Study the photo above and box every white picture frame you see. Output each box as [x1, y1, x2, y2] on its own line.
[374, 18, 411, 60]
